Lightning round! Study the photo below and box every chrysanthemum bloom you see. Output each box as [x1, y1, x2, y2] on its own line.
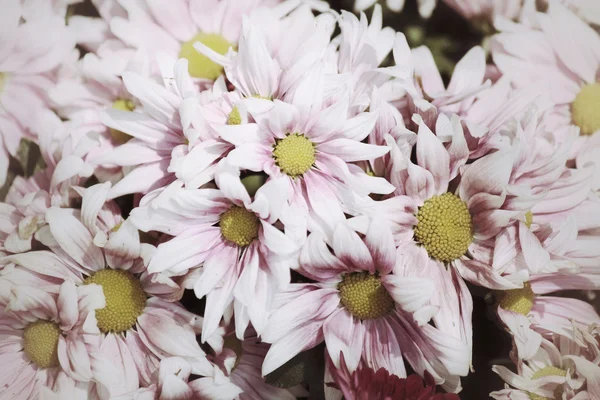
[224, 87, 392, 241]
[195, 4, 335, 104]
[130, 162, 300, 342]
[382, 107, 593, 290]
[492, 1, 600, 157]
[0, 0, 75, 186]
[0, 111, 95, 254]
[3, 208, 214, 398]
[491, 329, 600, 400]
[0, 279, 105, 399]
[261, 220, 470, 392]
[99, 0, 293, 81]
[495, 279, 600, 359]
[326, 352, 460, 400]
[97, 58, 232, 198]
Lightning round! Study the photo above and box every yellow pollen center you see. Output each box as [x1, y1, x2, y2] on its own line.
[219, 206, 259, 247]
[528, 366, 567, 400]
[110, 99, 136, 144]
[23, 320, 61, 369]
[0, 72, 6, 93]
[571, 83, 600, 136]
[414, 193, 473, 262]
[499, 283, 535, 316]
[84, 269, 146, 333]
[179, 33, 232, 80]
[525, 211, 533, 229]
[338, 273, 394, 320]
[272, 133, 316, 177]
[227, 106, 241, 125]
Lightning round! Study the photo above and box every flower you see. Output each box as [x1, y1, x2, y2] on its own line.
[0, 279, 104, 399]
[491, 326, 600, 400]
[2, 205, 214, 398]
[129, 162, 300, 342]
[492, 1, 600, 157]
[0, 0, 75, 185]
[0, 111, 96, 254]
[496, 281, 600, 359]
[223, 89, 392, 242]
[97, 59, 232, 198]
[261, 220, 470, 392]
[101, 0, 286, 80]
[327, 352, 460, 400]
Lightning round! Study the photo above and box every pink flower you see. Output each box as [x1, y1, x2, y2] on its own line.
[0, 111, 96, 254]
[0, 279, 104, 399]
[223, 87, 392, 242]
[492, 1, 600, 158]
[129, 162, 300, 342]
[491, 327, 600, 400]
[261, 221, 470, 392]
[2, 206, 214, 398]
[97, 59, 232, 198]
[101, 0, 282, 80]
[0, 0, 75, 185]
[496, 281, 600, 359]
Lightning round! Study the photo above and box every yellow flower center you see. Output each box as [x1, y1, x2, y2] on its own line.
[571, 82, 600, 136]
[528, 366, 567, 400]
[219, 206, 259, 247]
[227, 106, 241, 125]
[179, 33, 232, 80]
[338, 273, 394, 320]
[0, 72, 6, 93]
[499, 283, 535, 316]
[84, 269, 146, 333]
[525, 211, 533, 229]
[110, 99, 136, 144]
[23, 320, 61, 369]
[272, 133, 316, 178]
[414, 193, 473, 262]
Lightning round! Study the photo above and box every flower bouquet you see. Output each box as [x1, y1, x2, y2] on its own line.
[0, 0, 599, 398]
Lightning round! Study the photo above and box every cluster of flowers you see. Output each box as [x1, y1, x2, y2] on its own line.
[0, 0, 599, 398]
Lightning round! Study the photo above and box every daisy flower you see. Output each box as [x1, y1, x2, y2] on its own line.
[129, 162, 300, 342]
[0, 279, 104, 399]
[3, 207, 214, 398]
[195, 3, 335, 103]
[495, 280, 600, 359]
[492, 1, 600, 156]
[261, 220, 470, 392]
[0, 0, 75, 185]
[491, 329, 600, 400]
[0, 110, 96, 254]
[104, 0, 287, 81]
[224, 88, 392, 241]
[97, 58, 232, 198]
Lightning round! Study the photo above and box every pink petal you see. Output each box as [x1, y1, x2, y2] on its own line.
[332, 223, 374, 274]
[46, 208, 105, 272]
[323, 308, 365, 372]
[363, 318, 406, 378]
